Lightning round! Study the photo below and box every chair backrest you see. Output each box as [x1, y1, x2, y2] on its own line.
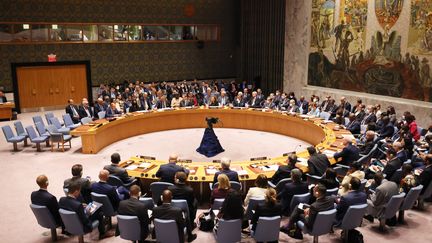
[344, 117, 350, 126]
[107, 175, 124, 187]
[400, 185, 423, 210]
[25, 126, 39, 141]
[340, 204, 368, 230]
[230, 181, 242, 191]
[384, 193, 406, 219]
[30, 204, 57, 229]
[216, 219, 241, 243]
[319, 112, 331, 121]
[334, 165, 349, 177]
[420, 181, 432, 199]
[46, 125, 60, 135]
[139, 197, 155, 210]
[2, 125, 15, 141]
[35, 122, 47, 136]
[59, 209, 85, 236]
[150, 182, 174, 203]
[154, 218, 180, 243]
[33, 116, 45, 127]
[45, 113, 55, 124]
[359, 179, 367, 191]
[14, 121, 27, 136]
[310, 209, 337, 236]
[326, 187, 339, 197]
[90, 192, 116, 217]
[245, 197, 265, 220]
[253, 216, 281, 242]
[290, 193, 311, 213]
[62, 114, 74, 126]
[276, 178, 292, 193]
[171, 199, 189, 219]
[117, 215, 141, 241]
[49, 117, 62, 129]
[98, 111, 106, 119]
[212, 198, 225, 210]
[81, 117, 92, 125]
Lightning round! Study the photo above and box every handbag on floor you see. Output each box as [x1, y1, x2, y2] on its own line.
[198, 209, 215, 232]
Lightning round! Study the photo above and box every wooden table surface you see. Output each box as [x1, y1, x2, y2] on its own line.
[0, 102, 15, 120]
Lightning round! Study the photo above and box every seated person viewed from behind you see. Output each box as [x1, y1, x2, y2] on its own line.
[335, 177, 367, 225]
[307, 146, 331, 176]
[338, 161, 365, 196]
[278, 169, 309, 214]
[152, 190, 197, 242]
[212, 158, 239, 184]
[318, 168, 340, 189]
[63, 164, 92, 203]
[271, 153, 297, 185]
[216, 189, 245, 228]
[155, 154, 189, 184]
[333, 137, 360, 166]
[31, 175, 64, 232]
[251, 188, 282, 232]
[244, 174, 268, 206]
[210, 174, 231, 205]
[91, 170, 129, 211]
[168, 172, 198, 227]
[103, 152, 135, 184]
[280, 183, 334, 239]
[117, 185, 150, 242]
[59, 181, 107, 239]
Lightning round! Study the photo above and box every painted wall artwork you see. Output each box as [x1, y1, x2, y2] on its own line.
[308, 0, 432, 102]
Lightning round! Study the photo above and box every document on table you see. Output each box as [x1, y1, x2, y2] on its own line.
[206, 168, 217, 174]
[125, 165, 138, 170]
[237, 170, 248, 176]
[138, 162, 151, 168]
[297, 158, 308, 167]
[322, 150, 336, 158]
[260, 165, 279, 171]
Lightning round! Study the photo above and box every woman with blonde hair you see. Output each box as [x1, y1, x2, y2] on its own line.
[210, 174, 231, 204]
[250, 188, 282, 233]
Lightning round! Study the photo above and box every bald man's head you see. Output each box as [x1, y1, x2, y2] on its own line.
[162, 190, 172, 203]
[168, 154, 178, 163]
[99, 170, 109, 182]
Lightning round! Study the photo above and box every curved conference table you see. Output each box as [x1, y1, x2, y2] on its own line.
[71, 108, 354, 189]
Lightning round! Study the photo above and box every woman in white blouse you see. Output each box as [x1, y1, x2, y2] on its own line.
[244, 174, 268, 206]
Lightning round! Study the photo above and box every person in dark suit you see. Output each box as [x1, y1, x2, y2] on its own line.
[307, 146, 331, 176]
[59, 181, 107, 238]
[78, 99, 94, 120]
[381, 148, 402, 180]
[91, 170, 124, 211]
[117, 185, 150, 242]
[152, 190, 197, 242]
[31, 175, 64, 231]
[335, 177, 367, 224]
[333, 137, 360, 166]
[168, 172, 198, 230]
[337, 97, 351, 116]
[65, 99, 80, 123]
[212, 158, 239, 184]
[103, 153, 135, 184]
[271, 153, 297, 185]
[217, 189, 244, 221]
[63, 164, 92, 203]
[297, 96, 309, 114]
[94, 98, 108, 119]
[249, 91, 263, 108]
[359, 130, 376, 155]
[251, 188, 282, 235]
[105, 102, 122, 118]
[217, 91, 230, 107]
[278, 169, 309, 214]
[362, 105, 377, 125]
[378, 116, 394, 139]
[345, 113, 361, 135]
[156, 154, 189, 184]
[155, 95, 170, 109]
[0, 90, 7, 103]
[318, 168, 340, 189]
[417, 154, 432, 195]
[140, 93, 152, 110]
[280, 183, 335, 239]
[393, 142, 408, 163]
[232, 92, 245, 107]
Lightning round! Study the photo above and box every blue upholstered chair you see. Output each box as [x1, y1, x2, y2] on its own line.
[49, 117, 70, 135]
[2, 125, 26, 151]
[378, 193, 405, 231]
[117, 215, 141, 242]
[33, 115, 45, 128]
[150, 182, 174, 204]
[154, 219, 183, 243]
[297, 208, 337, 243]
[35, 121, 50, 137]
[418, 181, 432, 210]
[326, 187, 339, 197]
[46, 125, 72, 152]
[288, 192, 311, 215]
[306, 173, 325, 185]
[107, 175, 137, 188]
[62, 114, 80, 129]
[25, 126, 49, 152]
[268, 178, 292, 193]
[212, 198, 225, 210]
[90, 192, 117, 228]
[30, 204, 59, 241]
[338, 204, 368, 242]
[14, 121, 28, 146]
[59, 208, 99, 243]
[45, 112, 55, 125]
[80, 117, 92, 125]
[251, 216, 281, 242]
[139, 197, 155, 211]
[214, 219, 241, 243]
[245, 197, 265, 220]
[97, 111, 106, 119]
[230, 181, 242, 191]
[399, 185, 423, 223]
[171, 199, 190, 220]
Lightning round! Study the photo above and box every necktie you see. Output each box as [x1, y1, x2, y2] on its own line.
[85, 107, 90, 117]
[71, 106, 78, 116]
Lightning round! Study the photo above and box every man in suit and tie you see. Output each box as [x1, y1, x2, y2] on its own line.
[218, 91, 230, 107]
[94, 98, 108, 119]
[104, 152, 136, 185]
[333, 137, 360, 166]
[297, 96, 309, 114]
[378, 116, 394, 140]
[307, 146, 331, 176]
[152, 190, 197, 242]
[156, 154, 189, 184]
[393, 142, 408, 163]
[78, 99, 94, 120]
[248, 91, 263, 108]
[155, 95, 169, 109]
[320, 96, 331, 111]
[31, 175, 64, 232]
[91, 170, 126, 211]
[337, 97, 351, 117]
[65, 99, 80, 123]
[345, 113, 361, 135]
[287, 99, 300, 113]
[232, 92, 245, 107]
[140, 93, 152, 110]
[335, 177, 367, 224]
[64, 164, 92, 203]
[105, 102, 122, 118]
[381, 148, 402, 180]
[278, 169, 309, 215]
[117, 185, 150, 242]
[362, 105, 377, 125]
[359, 130, 376, 155]
[59, 181, 108, 239]
[212, 158, 239, 184]
[271, 153, 297, 185]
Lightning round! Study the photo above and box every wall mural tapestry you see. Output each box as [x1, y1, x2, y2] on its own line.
[308, 0, 431, 102]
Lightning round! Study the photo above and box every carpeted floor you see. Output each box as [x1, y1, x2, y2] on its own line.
[0, 110, 431, 242]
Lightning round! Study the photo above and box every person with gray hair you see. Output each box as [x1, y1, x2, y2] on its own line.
[212, 158, 239, 184]
[333, 137, 360, 166]
[278, 168, 309, 215]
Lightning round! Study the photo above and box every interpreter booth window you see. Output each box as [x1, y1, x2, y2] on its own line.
[31, 24, 49, 42]
[143, 26, 169, 40]
[12, 24, 31, 42]
[82, 25, 98, 42]
[0, 24, 13, 42]
[114, 25, 128, 41]
[98, 25, 113, 41]
[65, 25, 83, 41]
[196, 25, 219, 41]
[49, 25, 67, 41]
[128, 25, 142, 41]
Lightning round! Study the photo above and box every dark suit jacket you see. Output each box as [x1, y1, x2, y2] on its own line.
[0, 96, 7, 103]
[360, 140, 375, 155]
[396, 150, 408, 163]
[249, 97, 263, 108]
[103, 164, 133, 184]
[118, 197, 149, 240]
[382, 158, 402, 180]
[418, 165, 432, 194]
[334, 144, 360, 166]
[152, 203, 185, 243]
[94, 103, 108, 118]
[306, 196, 335, 229]
[156, 163, 188, 184]
[140, 97, 152, 110]
[63, 176, 92, 203]
[251, 202, 282, 231]
[65, 104, 80, 123]
[78, 105, 94, 119]
[156, 100, 170, 109]
[279, 181, 309, 213]
[168, 183, 197, 218]
[346, 120, 361, 135]
[213, 169, 240, 184]
[58, 196, 93, 233]
[319, 178, 339, 189]
[336, 190, 367, 221]
[271, 165, 293, 184]
[362, 113, 376, 125]
[308, 154, 330, 176]
[31, 189, 62, 226]
[105, 107, 121, 118]
[91, 181, 121, 211]
[232, 98, 245, 107]
[379, 124, 395, 139]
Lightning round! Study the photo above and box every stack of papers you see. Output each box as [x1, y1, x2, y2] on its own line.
[206, 168, 217, 174]
[237, 170, 248, 176]
[138, 162, 151, 168]
[296, 158, 308, 167]
[259, 165, 279, 171]
[322, 150, 336, 158]
[125, 165, 138, 170]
